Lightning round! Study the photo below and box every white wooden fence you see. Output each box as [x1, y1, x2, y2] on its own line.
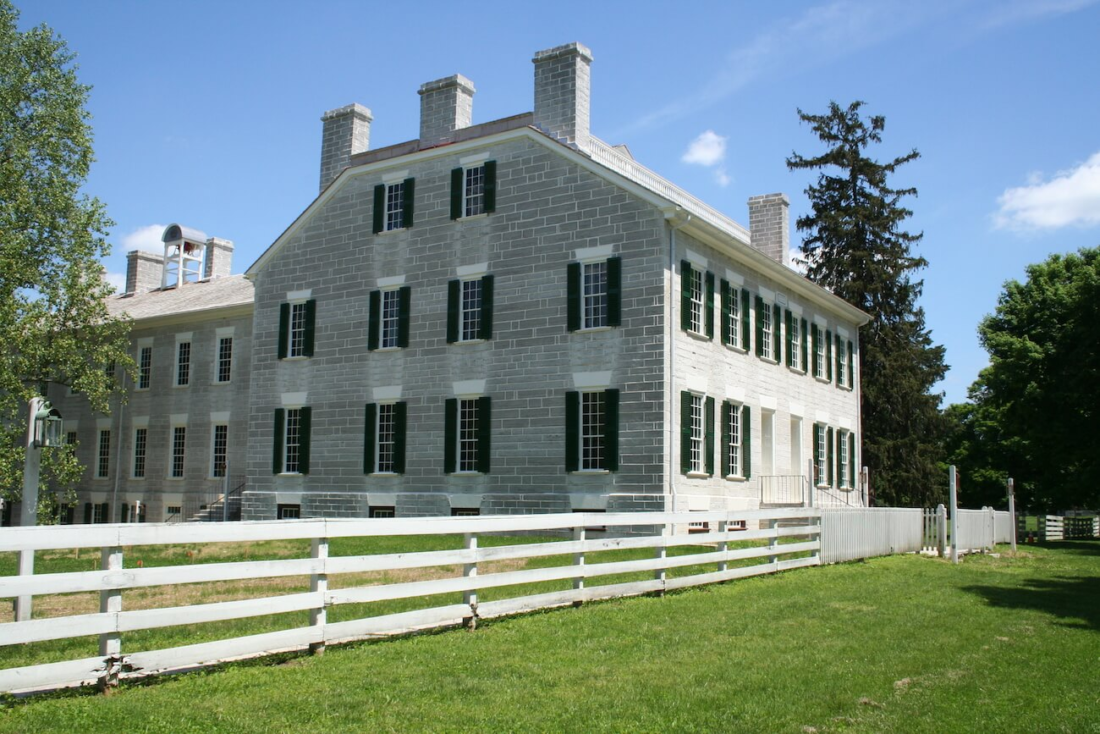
[0, 508, 820, 694]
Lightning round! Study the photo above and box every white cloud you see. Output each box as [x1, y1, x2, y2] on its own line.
[121, 224, 167, 252]
[993, 152, 1100, 230]
[104, 270, 126, 293]
[981, 0, 1098, 29]
[682, 131, 732, 187]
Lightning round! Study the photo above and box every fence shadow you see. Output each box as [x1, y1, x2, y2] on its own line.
[1029, 540, 1100, 557]
[962, 575, 1100, 632]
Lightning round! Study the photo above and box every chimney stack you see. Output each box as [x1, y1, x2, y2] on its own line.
[204, 237, 234, 279]
[125, 250, 166, 295]
[532, 42, 593, 150]
[319, 103, 372, 193]
[747, 194, 790, 266]
[418, 74, 475, 149]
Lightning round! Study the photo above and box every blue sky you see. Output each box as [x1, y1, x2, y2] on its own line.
[16, 0, 1100, 405]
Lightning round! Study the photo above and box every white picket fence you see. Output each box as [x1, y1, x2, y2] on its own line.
[0, 508, 821, 694]
[819, 508, 924, 563]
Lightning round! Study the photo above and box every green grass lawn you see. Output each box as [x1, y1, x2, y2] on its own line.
[2, 541, 1097, 733]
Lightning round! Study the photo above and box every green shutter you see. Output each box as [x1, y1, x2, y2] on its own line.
[450, 167, 464, 220]
[363, 403, 376, 474]
[402, 177, 415, 229]
[741, 405, 751, 479]
[121, 503, 129, 523]
[367, 290, 380, 351]
[273, 408, 285, 474]
[298, 407, 312, 475]
[741, 288, 750, 350]
[721, 401, 731, 477]
[277, 303, 289, 359]
[812, 424, 820, 484]
[773, 303, 781, 360]
[477, 396, 492, 474]
[811, 324, 819, 377]
[607, 257, 622, 327]
[604, 389, 620, 472]
[680, 391, 692, 474]
[373, 184, 385, 233]
[704, 396, 715, 476]
[394, 402, 408, 474]
[567, 262, 581, 332]
[446, 280, 460, 344]
[84, 502, 92, 524]
[480, 274, 494, 340]
[801, 319, 809, 373]
[847, 340, 855, 389]
[444, 399, 457, 473]
[303, 299, 316, 357]
[826, 427, 834, 487]
[484, 160, 497, 213]
[754, 295, 765, 357]
[848, 431, 856, 488]
[565, 391, 579, 472]
[720, 280, 731, 345]
[826, 331, 833, 382]
[680, 261, 693, 332]
[397, 286, 411, 348]
[100, 503, 109, 524]
[836, 336, 842, 386]
[705, 272, 715, 339]
[785, 310, 793, 367]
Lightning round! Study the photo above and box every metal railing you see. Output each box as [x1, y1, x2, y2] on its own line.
[759, 475, 808, 506]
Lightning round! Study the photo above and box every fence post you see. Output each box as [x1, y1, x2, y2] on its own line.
[309, 536, 328, 655]
[717, 519, 728, 573]
[861, 466, 870, 507]
[463, 533, 478, 629]
[654, 522, 668, 594]
[936, 504, 947, 558]
[1007, 478, 1017, 552]
[572, 525, 585, 606]
[768, 518, 779, 568]
[807, 459, 816, 508]
[98, 545, 124, 692]
[948, 465, 959, 564]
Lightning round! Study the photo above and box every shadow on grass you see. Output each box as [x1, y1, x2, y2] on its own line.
[1028, 540, 1100, 556]
[963, 575, 1100, 631]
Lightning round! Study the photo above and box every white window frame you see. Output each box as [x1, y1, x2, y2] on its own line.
[815, 423, 828, 487]
[380, 288, 402, 349]
[579, 390, 607, 472]
[726, 287, 741, 350]
[688, 268, 704, 335]
[132, 427, 148, 479]
[459, 278, 483, 343]
[581, 260, 610, 331]
[211, 423, 229, 479]
[137, 345, 153, 390]
[815, 329, 827, 379]
[287, 301, 309, 358]
[457, 398, 480, 474]
[283, 407, 304, 475]
[790, 318, 802, 371]
[169, 425, 187, 479]
[375, 402, 398, 474]
[838, 429, 850, 489]
[760, 300, 774, 361]
[175, 339, 191, 387]
[463, 164, 487, 218]
[725, 400, 742, 479]
[96, 429, 111, 479]
[688, 393, 704, 475]
[837, 338, 847, 388]
[216, 336, 233, 384]
[384, 180, 405, 232]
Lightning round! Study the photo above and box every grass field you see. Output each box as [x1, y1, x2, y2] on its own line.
[1, 540, 1097, 732]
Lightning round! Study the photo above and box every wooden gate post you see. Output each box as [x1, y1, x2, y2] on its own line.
[98, 545, 123, 692]
[936, 504, 947, 558]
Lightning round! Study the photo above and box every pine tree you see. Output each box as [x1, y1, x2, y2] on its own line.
[787, 101, 947, 507]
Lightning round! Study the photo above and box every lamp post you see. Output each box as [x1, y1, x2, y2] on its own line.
[15, 397, 64, 622]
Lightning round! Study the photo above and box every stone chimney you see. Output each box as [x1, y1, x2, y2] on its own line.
[532, 42, 593, 150]
[125, 250, 166, 295]
[319, 103, 372, 194]
[418, 74, 475, 150]
[204, 237, 234, 279]
[748, 193, 790, 266]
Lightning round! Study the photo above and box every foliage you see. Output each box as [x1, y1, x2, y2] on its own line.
[947, 248, 1100, 512]
[0, 1, 131, 510]
[788, 101, 947, 507]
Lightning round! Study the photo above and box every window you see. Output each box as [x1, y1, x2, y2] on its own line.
[846, 340, 855, 389]
[92, 502, 108, 524]
[166, 506, 182, 520]
[277, 504, 301, 520]
[132, 427, 147, 478]
[836, 338, 847, 388]
[721, 281, 747, 350]
[787, 311, 802, 371]
[758, 297, 773, 361]
[565, 390, 620, 472]
[104, 361, 115, 382]
[66, 431, 77, 447]
[138, 346, 152, 389]
[444, 397, 491, 474]
[451, 508, 480, 517]
[212, 424, 228, 478]
[216, 337, 233, 383]
[97, 430, 111, 478]
[722, 401, 751, 479]
[567, 258, 622, 332]
[813, 324, 825, 378]
[273, 407, 311, 475]
[170, 426, 186, 478]
[368, 287, 411, 350]
[369, 506, 396, 518]
[175, 341, 191, 387]
[789, 416, 803, 476]
[680, 392, 715, 476]
[364, 402, 407, 474]
[680, 261, 714, 338]
[838, 429, 850, 488]
[373, 178, 415, 233]
[813, 423, 833, 487]
[450, 161, 496, 219]
[278, 299, 316, 359]
[447, 276, 494, 343]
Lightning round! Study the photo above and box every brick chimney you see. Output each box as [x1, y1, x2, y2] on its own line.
[125, 250, 166, 295]
[319, 103, 372, 193]
[532, 42, 593, 151]
[748, 193, 790, 266]
[418, 74, 475, 150]
[204, 237, 234, 279]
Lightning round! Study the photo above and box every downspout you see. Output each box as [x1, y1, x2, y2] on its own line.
[111, 369, 127, 522]
[664, 208, 691, 513]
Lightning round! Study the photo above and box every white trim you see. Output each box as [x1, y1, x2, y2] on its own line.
[575, 245, 614, 262]
[453, 380, 486, 397]
[131, 416, 149, 428]
[137, 337, 154, 348]
[837, 325, 850, 339]
[448, 494, 483, 510]
[459, 152, 490, 166]
[169, 414, 188, 426]
[759, 395, 777, 411]
[839, 416, 853, 430]
[815, 411, 830, 424]
[724, 268, 744, 286]
[209, 411, 231, 423]
[788, 302, 803, 316]
[685, 249, 708, 268]
[287, 289, 311, 302]
[814, 315, 828, 328]
[372, 385, 402, 401]
[174, 332, 193, 342]
[572, 372, 612, 390]
[788, 402, 804, 418]
[381, 169, 410, 183]
[456, 263, 489, 278]
[725, 386, 746, 403]
[216, 326, 236, 338]
[759, 286, 775, 302]
[776, 292, 788, 307]
[686, 375, 708, 394]
[281, 392, 308, 407]
[376, 275, 406, 288]
[367, 492, 398, 506]
[569, 493, 609, 511]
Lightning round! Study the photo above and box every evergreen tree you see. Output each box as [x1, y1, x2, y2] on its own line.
[787, 101, 947, 507]
[0, 0, 131, 515]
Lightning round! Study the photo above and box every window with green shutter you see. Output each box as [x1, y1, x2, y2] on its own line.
[448, 275, 494, 343]
[281, 300, 315, 359]
[375, 179, 414, 232]
[680, 390, 694, 474]
[704, 396, 715, 476]
[847, 340, 855, 389]
[365, 402, 407, 475]
[826, 426, 834, 487]
[825, 330, 833, 382]
[772, 303, 781, 361]
[800, 318, 809, 373]
[570, 258, 620, 331]
[369, 287, 411, 350]
[451, 161, 496, 219]
[567, 389, 620, 472]
[704, 273, 715, 339]
[741, 289, 751, 351]
[755, 295, 766, 358]
[741, 405, 751, 479]
[447, 396, 491, 474]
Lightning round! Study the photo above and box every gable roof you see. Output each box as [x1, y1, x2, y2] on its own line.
[108, 275, 253, 325]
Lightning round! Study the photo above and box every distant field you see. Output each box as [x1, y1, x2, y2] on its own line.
[2, 541, 1098, 733]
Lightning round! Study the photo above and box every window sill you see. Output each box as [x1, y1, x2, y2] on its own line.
[93, 477, 110, 481]
[577, 326, 614, 335]
[457, 213, 489, 222]
[369, 472, 402, 477]
[375, 346, 403, 353]
[814, 376, 831, 384]
[724, 474, 747, 482]
[685, 331, 713, 343]
[379, 227, 407, 235]
[758, 356, 779, 365]
[788, 366, 806, 375]
[451, 471, 484, 477]
[723, 344, 748, 354]
[277, 472, 304, 477]
[686, 471, 711, 479]
[454, 339, 487, 346]
[135, 388, 150, 393]
[572, 469, 611, 475]
[282, 356, 311, 363]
